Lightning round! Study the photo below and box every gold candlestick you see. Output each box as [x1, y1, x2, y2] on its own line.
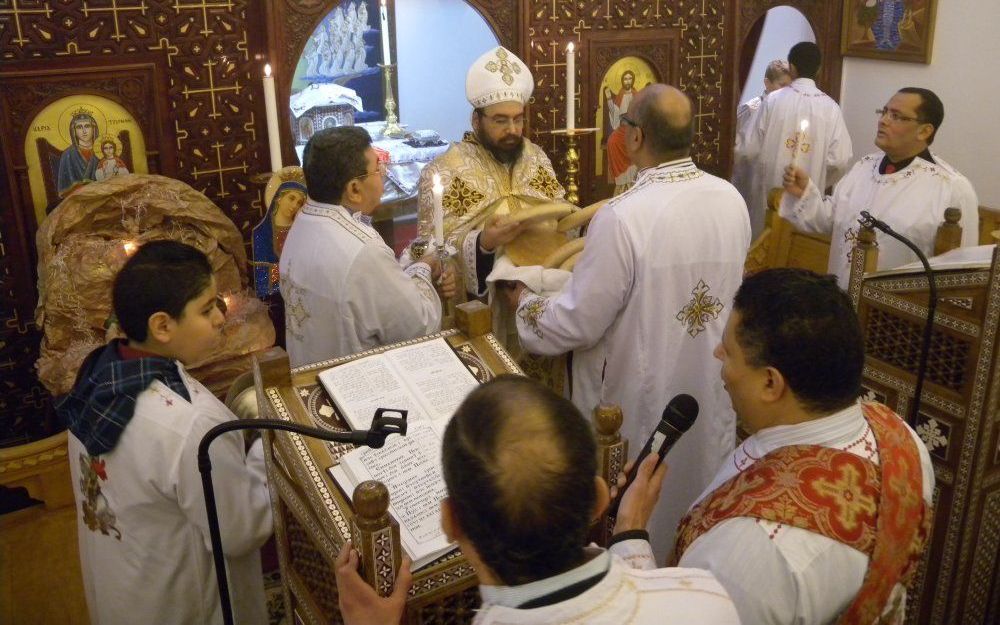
[551, 127, 598, 206]
[379, 63, 406, 139]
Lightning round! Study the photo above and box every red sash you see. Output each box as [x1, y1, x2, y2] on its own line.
[672, 403, 931, 624]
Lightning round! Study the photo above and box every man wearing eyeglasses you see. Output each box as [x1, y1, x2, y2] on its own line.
[413, 46, 566, 306]
[279, 126, 455, 367]
[735, 42, 853, 239]
[781, 87, 978, 289]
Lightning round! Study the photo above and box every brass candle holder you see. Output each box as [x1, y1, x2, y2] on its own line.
[550, 127, 598, 206]
[378, 63, 406, 139]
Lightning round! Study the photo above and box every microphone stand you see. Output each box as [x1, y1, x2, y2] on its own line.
[858, 211, 936, 426]
[198, 409, 408, 625]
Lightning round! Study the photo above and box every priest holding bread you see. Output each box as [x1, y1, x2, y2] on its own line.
[506, 84, 752, 560]
[413, 46, 591, 387]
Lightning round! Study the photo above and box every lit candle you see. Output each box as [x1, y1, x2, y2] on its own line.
[790, 119, 809, 168]
[432, 174, 445, 246]
[566, 42, 575, 131]
[380, 0, 392, 66]
[262, 64, 282, 172]
[122, 240, 138, 256]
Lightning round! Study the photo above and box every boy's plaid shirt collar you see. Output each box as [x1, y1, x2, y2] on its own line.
[57, 340, 191, 456]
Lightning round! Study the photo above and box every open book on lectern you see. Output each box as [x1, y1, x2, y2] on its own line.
[321, 336, 481, 568]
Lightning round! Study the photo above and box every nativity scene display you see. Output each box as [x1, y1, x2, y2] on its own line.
[24, 94, 148, 222]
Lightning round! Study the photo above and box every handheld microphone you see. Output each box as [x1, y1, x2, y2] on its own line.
[609, 394, 699, 516]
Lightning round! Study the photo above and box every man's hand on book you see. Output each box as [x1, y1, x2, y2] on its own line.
[335, 541, 413, 625]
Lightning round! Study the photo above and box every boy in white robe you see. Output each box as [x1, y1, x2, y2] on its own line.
[736, 41, 852, 238]
[280, 126, 455, 367]
[781, 87, 978, 289]
[506, 85, 751, 560]
[334, 376, 741, 625]
[59, 241, 273, 625]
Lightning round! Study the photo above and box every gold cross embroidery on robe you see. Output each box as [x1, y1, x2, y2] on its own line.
[518, 296, 549, 339]
[281, 271, 312, 341]
[484, 48, 521, 86]
[527, 166, 562, 199]
[676, 280, 724, 338]
[443, 177, 486, 217]
[785, 134, 811, 157]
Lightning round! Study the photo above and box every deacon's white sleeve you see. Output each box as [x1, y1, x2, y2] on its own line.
[514, 206, 633, 355]
[735, 97, 768, 162]
[779, 176, 838, 236]
[348, 242, 441, 346]
[176, 407, 273, 557]
[951, 174, 980, 247]
[678, 519, 864, 625]
[826, 111, 853, 188]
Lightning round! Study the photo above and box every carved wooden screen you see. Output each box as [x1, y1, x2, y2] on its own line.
[0, 1, 272, 444]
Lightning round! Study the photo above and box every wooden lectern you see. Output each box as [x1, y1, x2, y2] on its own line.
[848, 238, 1000, 624]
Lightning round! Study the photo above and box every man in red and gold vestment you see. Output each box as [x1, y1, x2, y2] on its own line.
[635, 268, 933, 624]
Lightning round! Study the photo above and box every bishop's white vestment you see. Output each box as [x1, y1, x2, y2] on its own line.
[280, 200, 441, 367]
[69, 367, 273, 625]
[736, 78, 852, 238]
[514, 158, 751, 559]
[676, 402, 935, 625]
[780, 151, 979, 289]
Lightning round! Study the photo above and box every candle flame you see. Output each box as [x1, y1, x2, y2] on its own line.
[800, 119, 809, 132]
[264, 63, 272, 78]
[567, 42, 575, 53]
[123, 240, 138, 255]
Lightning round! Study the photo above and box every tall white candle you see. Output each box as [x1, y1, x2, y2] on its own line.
[790, 118, 809, 168]
[432, 174, 444, 245]
[262, 64, 282, 172]
[380, 0, 392, 66]
[566, 42, 575, 131]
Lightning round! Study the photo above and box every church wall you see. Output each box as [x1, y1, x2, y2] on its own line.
[839, 0, 1000, 207]
[396, 0, 498, 142]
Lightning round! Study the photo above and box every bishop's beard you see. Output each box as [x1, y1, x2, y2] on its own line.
[476, 128, 525, 166]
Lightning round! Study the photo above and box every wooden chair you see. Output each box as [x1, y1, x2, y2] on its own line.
[744, 188, 831, 276]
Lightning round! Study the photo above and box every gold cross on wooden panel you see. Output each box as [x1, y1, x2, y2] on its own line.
[191, 142, 247, 199]
[0, 0, 53, 46]
[182, 58, 243, 119]
[82, 0, 148, 42]
[532, 40, 567, 89]
[172, 0, 234, 37]
[687, 34, 717, 79]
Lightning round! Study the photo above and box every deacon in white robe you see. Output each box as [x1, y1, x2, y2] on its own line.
[510, 85, 751, 559]
[474, 548, 740, 624]
[732, 60, 790, 212]
[281, 200, 442, 367]
[68, 358, 272, 625]
[736, 42, 852, 238]
[781, 87, 978, 289]
[280, 126, 451, 367]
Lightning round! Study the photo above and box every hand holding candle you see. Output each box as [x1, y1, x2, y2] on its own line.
[566, 42, 576, 131]
[432, 174, 445, 246]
